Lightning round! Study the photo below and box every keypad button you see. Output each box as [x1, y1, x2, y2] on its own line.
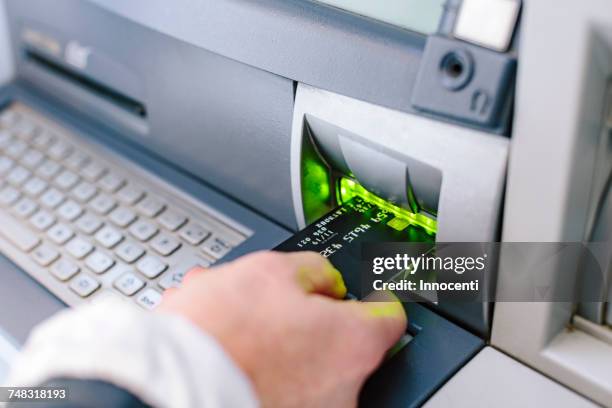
[94, 226, 124, 248]
[150, 234, 181, 256]
[135, 288, 162, 310]
[179, 222, 210, 245]
[36, 160, 61, 180]
[13, 198, 38, 218]
[201, 236, 232, 259]
[114, 273, 145, 296]
[6, 140, 28, 159]
[7, 166, 31, 186]
[81, 161, 107, 182]
[57, 200, 83, 222]
[89, 194, 117, 215]
[0, 130, 11, 148]
[31, 130, 54, 149]
[136, 196, 166, 218]
[117, 184, 145, 205]
[29, 210, 56, 231]
[54, 170, 80, 190]
[66, 237, 94, 259]
[32, 244, 60, 266]
[0, 110, 18, 127]
[99, 172, 125, 193]
[159, 210, 188, 232]
[22, 177, 48, 197]
[85, 251, 115, 274]
[69, 274, 100, 297]
[136, 255, 167, 279]
[50, 259, 80, 281]
[47, 223, 75, 245]
[40, 188, 66, 209]
[129, 220, 158, 242]
[158, 269, 187, 290]
[48, 141, 73, 160]
[21, 149, 44, 168]
[0, 157, 14, 175]
[0, 186, 21, 206]
[75, 213, 104, 235]
[64, 151, 89, 170]
[109, 207, 137, 228]
[12, 120, 37, 141]
[115, 241, 145, 263]
[71, 182, 97, 203]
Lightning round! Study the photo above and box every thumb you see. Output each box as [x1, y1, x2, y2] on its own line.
[342, 291, 407, 352]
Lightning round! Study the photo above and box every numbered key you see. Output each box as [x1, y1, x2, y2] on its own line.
[85, 251, 115, 274]
[136, 196, 166, 218]
[136, 255, 167, 279]
[66, 237, 94, 259]
[117, 184, 144, 205]
[99, 172, 125, 193]
[29, 210, 56, 231]
[94, 226, 124, 248]
[50, 259, 80, 281]
[150, 234, 181, 256]
[22, 177, 48, 197]
[32, 244, 60, 266]
[179, 222, 210, 245]
[129, 220, 158, 242]
[109, 207, 137, 228]
[201, 236, 232, 259]
[40, 188, 66, 209]
[69, 274, 100, 297]
[135, 288, 162, 310]
[0, 186, 21, 206]
[115, 241, 145, 263]
[48, 140, 72, 160]
[75, 213, 104, 235]
[36, 160, 61, 180]
[54, 170, 80, 190]
[71, 181, 97, 203]
[47, 223, 75, 245]
[159, 210, 188, 232]
[21, 149, 44, 168]
[13, 197, 38, 218]
[89, 194, 117, 215]
[81, 161, 107, 182]
[114, 273, 145, 296]
[57, 200, 83, 222]
[7, 166, 31, 186]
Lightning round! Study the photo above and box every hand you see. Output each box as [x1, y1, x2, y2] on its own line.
[158, 251, 407, 408]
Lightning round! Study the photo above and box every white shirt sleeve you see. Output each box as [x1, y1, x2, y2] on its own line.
[4, 297, 259, 408]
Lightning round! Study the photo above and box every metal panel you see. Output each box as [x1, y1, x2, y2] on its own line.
[86, 0, 514, 134]
[0, 0, 13, 84]
[491, 0, 612, 405]
[424, 347, 597, 408]
[6, 0, 298, 229]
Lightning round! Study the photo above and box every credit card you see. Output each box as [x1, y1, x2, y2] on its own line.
[275, 196, 434, 298]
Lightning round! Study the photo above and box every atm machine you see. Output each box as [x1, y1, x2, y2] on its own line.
[0, 0, 610, 407]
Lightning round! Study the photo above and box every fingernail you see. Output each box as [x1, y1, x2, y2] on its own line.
[365, 301, 406, 319]
[327, 264, 347, 297]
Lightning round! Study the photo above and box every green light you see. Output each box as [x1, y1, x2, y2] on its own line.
[337, 177, 437, 236]
[303, 158, 330, 203]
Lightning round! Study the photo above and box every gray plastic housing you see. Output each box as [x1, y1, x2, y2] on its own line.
[4, 0, 517, 232]
[291, 83, 509, 334]
[291, 84, 510, 242]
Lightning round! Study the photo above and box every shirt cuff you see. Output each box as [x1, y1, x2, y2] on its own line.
[4, 297, 259, 408]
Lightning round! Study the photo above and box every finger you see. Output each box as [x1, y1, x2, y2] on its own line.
[342, 292, 407, 351]
[280, 251, 347, 299]
[182, 265, 209, 285]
